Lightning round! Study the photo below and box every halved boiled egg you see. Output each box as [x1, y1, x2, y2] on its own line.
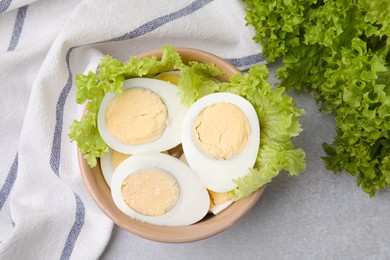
[181, 93, 260, 192]
[98, 78, 188, 154]
[110, 152, 210, 226]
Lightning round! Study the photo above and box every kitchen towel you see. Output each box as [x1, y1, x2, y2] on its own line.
[0, 0, 263, 259]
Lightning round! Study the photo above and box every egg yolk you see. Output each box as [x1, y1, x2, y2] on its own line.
[111, 150, 131, 169]
[121, 168, 180, 216]
[155, 73, 180, 85]
[208, 190, 230, 206]
[193, 102, 250, 160]
[105, 88, 168, 145]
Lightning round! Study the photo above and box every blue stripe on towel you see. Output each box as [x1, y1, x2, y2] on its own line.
[50, 48, 74, 176]
[7, 5, 28, 51]
[0, 0, 12, 13]
[0, 153, 18, 212]
[60, 193, 85, 260]
[10, 216, 15, 228]
[226, 53, 265, 68]
[49, 0, 214, 257]
[107, 0, 214, 42]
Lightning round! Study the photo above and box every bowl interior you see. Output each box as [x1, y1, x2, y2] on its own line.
[78, 47, 265, 243]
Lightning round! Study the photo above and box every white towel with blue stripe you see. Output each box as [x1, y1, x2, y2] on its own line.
[0, 0, 263, 258]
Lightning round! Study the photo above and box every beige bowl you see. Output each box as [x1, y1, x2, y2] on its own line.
[78, 47, 265, 243]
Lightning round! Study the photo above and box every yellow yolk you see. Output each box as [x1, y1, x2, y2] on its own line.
[105, 88, 168, 145]
[121, 168, 180, 216]
[193, 102, 250, 160]
[111, 150, 131, 169]
[155, 74, 180, 85]
[208, 190, 216, 208]
[209, 190, 229, 206]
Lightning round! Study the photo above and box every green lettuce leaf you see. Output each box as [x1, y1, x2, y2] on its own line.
[244, 0, 390, 196]
[178, 61, 222, 105]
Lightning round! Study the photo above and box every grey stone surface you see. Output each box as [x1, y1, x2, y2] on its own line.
[100, 62, 390, 260]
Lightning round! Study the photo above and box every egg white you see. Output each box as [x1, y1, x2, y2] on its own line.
[181, 93, 260, 192]
[100, 148, 115, 187]
[98, 78, 188, 154]
[110, 152, 210, 226]
[209, 200, 234, 215]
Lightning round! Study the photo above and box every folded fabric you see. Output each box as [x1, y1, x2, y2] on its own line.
[0, 0, 263, 259]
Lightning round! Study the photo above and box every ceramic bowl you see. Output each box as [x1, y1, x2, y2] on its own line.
[78, 47, 265, 243]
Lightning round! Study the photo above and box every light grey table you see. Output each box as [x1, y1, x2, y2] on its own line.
[101, 62, 390, 260]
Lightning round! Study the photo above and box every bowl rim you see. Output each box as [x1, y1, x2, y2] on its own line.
[78, 46, 266, 243]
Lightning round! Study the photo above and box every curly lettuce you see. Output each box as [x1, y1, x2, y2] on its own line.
[244, 0, 390, 196]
